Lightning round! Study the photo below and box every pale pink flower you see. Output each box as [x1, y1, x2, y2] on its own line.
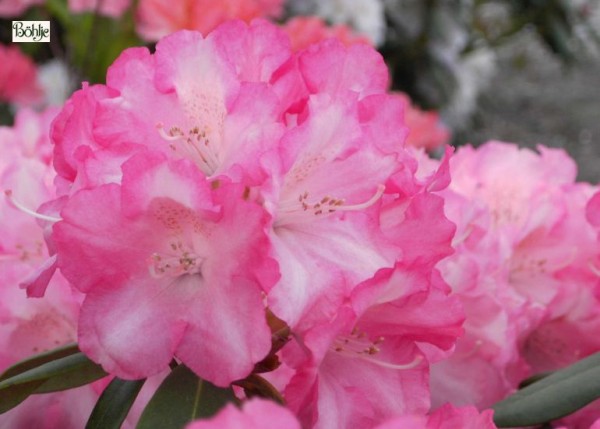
[135, 0, 283, 41]
[185, 398, 301, 429]
[0, 107, 59, 286]
[0, 107, 102, 429]
[282, 16, 371, 52]
[432, 141, 600, 409]
[0, 44, 43, 106]
[68, 0, 132, 18]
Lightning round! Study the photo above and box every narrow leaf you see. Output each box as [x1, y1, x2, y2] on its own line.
[0, 343, 79, 382]
[493, 351, 600, 427]
[136, 365, 235, 429]
[86, 378, 146, 429]
[0, 379, 45, 414]
[0, 352, 107, 413]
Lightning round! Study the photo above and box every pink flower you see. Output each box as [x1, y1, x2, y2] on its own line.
[0, 44, 43, 106]
[51, 21, 289, 195]
[431, 141, 600, 409]
[135, 0, 283, 41]
[53, 152, 276, 385]
[281, 16, 371, 51]
[185, 398, 301, 429]
[278, 262, 463, 428]
[263, 40, 417, 332]
[68, 0, 132, 18]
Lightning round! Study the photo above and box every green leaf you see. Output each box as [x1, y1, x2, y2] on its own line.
[493, 351, 600, 427]
[0, 343, 79, 382]
[0, 352, 107, 414]
[0, 378, 45, 415]
[86, 377, 146, 429]
[136, 365, 236, 429]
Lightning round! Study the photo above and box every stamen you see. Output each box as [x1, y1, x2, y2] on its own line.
[156, 122, 184, 141]
[147, 240, 202, 278]
[4, 190, 61, 223]
[276, 185, 386, 228]
[156, 122, 220, 175]
[333, 185, 385, 212]
[357, 354, 423, 370]
[332, 329, 422, 370]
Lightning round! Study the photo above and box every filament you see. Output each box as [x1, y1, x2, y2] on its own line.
[4, 190, 61, 223]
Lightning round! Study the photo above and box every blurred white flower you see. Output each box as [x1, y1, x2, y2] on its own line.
[37, 60, 75, 107]
[443, 47, 496, 128]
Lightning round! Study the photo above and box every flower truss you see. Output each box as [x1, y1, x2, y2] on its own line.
[7, 17, 468, 427]
[1, 14, 600, 429]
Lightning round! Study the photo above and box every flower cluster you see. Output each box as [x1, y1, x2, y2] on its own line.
[2, 13, 600, 429]
[429, 142, 600, 428]
[0, 107, 100, 428]
[16, 18, 467, 427]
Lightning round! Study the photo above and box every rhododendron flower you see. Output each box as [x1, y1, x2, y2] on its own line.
[262, 40, 417, 331]
[280, 263, 463, 429]
[53, 152, 276, 385]
[0, 107, 103, 429]
[135, 0, 283, 41]
[50, 21, 290, 195]
[0, 44, 43, 106]
[1, 107, 59, 281]
[431, 142, 600, 409]
[185, 399, 301, 429]
[282, 16, 370, 51]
